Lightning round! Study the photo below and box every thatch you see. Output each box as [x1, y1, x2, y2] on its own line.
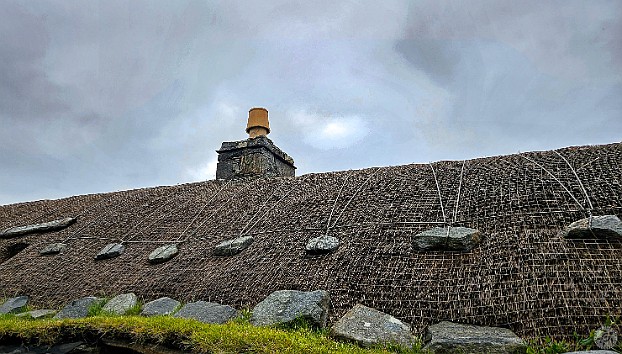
[1, 142, 621, 339]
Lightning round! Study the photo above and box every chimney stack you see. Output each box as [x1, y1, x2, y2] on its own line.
[246, 107, 270, 138]
[215, 107, 295, 180]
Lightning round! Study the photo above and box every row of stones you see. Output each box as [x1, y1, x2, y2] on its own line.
[1, 290, 619, 353]
[0, 291, 524, 352]
[9, 215, 622, 263]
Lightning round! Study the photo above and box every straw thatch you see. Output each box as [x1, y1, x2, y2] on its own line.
[1, 142, 621, 340]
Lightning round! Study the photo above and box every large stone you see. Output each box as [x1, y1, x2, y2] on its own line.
[213, 236, 253, 256]
[563, 215, 622, 240]
[39, 242, 67, 255]
[95, 243, 125, 260]
[16, 309, 58, 319]
[102, 293, 138, 315]
[0, 217, 76, 238]
[54, 296, 104, 319]
[564, 351, 619, 354]
[413, 227, 482, 252]
[305, 236, 340, 255]
[173, 301, 239, 324]
[423, 321, 526, 354]
[594, 325, 618, 350]
[141, 297, 180, 317]
[251, 290, 330, 328]
[330, 304, 415, 348]
[0, 296, 29, 314]
[148, 244, 179, 264]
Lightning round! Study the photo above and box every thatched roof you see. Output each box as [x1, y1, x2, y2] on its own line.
[1, 142, 621, 339]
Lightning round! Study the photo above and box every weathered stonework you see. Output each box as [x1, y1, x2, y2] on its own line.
[216, 136, 295, 180]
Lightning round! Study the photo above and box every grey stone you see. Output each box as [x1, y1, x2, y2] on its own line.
[213, 236, 254, 256]
[39, 242, 67, 255]
[216, 135, 296, 180]
[102, 293, 138, 315]
[564, 215, 622, 240]
[141, 297, 180, 316]
[0, 296, 29, 314]
[148, 244, 179, 264]
[305, 235, 340, 255]
[413, 227, 482, 252]
[594, 325, 618, 350]
[564, 351, 619, 354]
[16, 309, 58, 319]
[54, 296, 104, 319]
[330, 304, 415, 348]
[95, 243, 125, 260]
[423, 321, 526, 354]
[173, 301, 239, 324]
[0, 217, 76, 238]
[251, 290, 330, 328]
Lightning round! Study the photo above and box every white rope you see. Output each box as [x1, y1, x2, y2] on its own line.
[519, 154, 588, 215]
[554, 151, 594, 219]
[327, 168, 381, 235]
[429, 163, 448, 225]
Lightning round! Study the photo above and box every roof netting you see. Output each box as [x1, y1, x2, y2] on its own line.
[1, 142, 621, 339]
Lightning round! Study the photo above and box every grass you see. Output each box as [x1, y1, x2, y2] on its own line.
[0, 313, 425, 353]
[1, 305, 619, 353]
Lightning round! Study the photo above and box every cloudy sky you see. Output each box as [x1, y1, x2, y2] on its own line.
[1, 0, 621, 205]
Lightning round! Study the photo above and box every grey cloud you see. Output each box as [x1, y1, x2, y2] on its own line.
[1, 0, 620, 205]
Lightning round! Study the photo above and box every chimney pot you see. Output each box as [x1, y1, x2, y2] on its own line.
[246, 107, 270, 138]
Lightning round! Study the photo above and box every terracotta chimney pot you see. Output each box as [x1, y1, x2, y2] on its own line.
[246, 107, 270, 138]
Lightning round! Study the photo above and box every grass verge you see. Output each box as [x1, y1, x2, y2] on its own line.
[0, 314, 423, 353]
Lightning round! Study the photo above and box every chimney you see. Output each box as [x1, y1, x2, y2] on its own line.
[246, 107, 270, 138]
[216, 107, 296, 180]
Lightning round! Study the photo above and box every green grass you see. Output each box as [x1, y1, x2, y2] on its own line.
[0, 314, 425, 353]
[1, 310, 619, 354]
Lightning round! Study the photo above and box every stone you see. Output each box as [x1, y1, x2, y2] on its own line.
[594, 325, 618, 350]
[0, 217, 76, 238]
[330, 304, 415, 348]
[0, 296, 29, 314]
[16, 309, 58, 319]
[54, 296, 104, 319]
[413, 227, 482, 252]
[213, 236, 254, 256]
[148, 244, 179, 264]
[173, 301, 239, 324]
[95, 243, 125, 260]
[563, 215, 622, 240]
[564, 351, 619, 354]
[39, 242, 67, 255]
[141, 297, 180, 316]
[423, 321, 526, 354]
[216, 135, 296, 180]
[251, 290, 330, 328]
[305, 235, 340, 255]
[102, 293, 138, 315]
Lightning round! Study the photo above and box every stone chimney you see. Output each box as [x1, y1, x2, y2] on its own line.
[216, 107, 296, 180]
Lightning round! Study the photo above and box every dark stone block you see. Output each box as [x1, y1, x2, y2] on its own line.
[216, 136, 295, 180]
[1, 217, 76, 238]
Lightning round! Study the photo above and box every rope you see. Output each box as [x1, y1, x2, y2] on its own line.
[326, 168, 381, 235]
[519, 154, 588, 216]
[324, 171, 355, 235]
[239, 180, 298, 237]
[554, 151, 594, 223]
[429, 163, 447, 225]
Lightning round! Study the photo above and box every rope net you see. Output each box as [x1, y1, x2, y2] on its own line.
[1, 142, 621, 339]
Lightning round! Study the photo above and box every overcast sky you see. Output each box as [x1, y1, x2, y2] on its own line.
[1, 0, 620, 205]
